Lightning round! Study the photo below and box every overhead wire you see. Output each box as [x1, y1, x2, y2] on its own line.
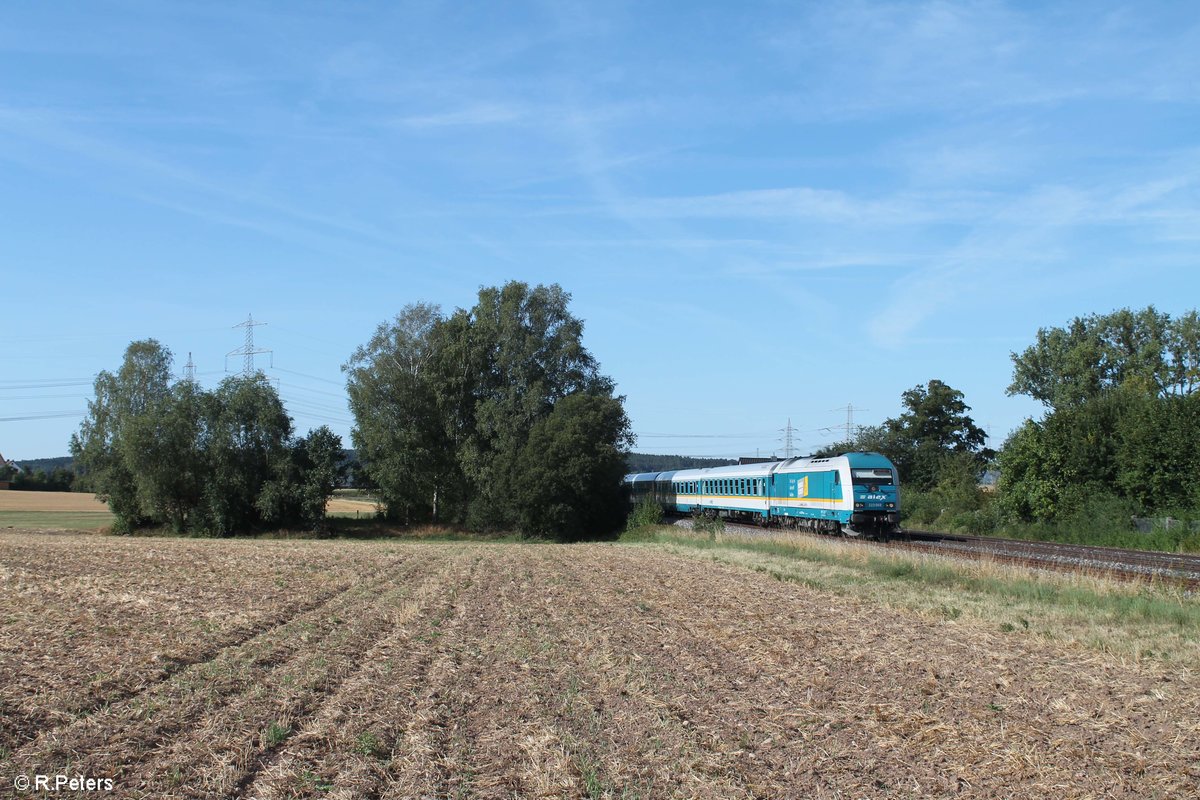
[0, 411, 86, 422]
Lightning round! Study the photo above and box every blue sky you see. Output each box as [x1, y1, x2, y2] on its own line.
[2, 1, 1198, 461]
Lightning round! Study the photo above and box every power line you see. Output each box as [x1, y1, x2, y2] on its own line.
[0, 380, 94, 389]
[633, 431, 772, 439]
[276, 381, 349, 400]
[0, 411, 85, 422]
[0, 393, 91, 400]
[270, 365, 343, 386]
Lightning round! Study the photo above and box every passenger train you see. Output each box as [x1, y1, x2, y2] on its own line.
[624, 452, 901, 538]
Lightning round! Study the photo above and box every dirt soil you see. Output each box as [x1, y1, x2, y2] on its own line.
[1, 531, 1196, 799]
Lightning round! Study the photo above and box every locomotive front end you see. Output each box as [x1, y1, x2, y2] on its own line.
[847, 459, 901, 537]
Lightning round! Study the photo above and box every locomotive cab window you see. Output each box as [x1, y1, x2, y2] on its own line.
[852, 468, 894, 485]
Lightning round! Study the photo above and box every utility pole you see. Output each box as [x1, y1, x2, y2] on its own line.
[227, 314, 271, 377]
[183, 352, 196, 383]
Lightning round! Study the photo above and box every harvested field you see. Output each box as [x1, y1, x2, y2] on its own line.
[0, 491, 114, 532]
[0, 490, 378, 527]
[323, 496, 379, 517]
[0, 491, 109, 513]
[2, 531, 1198, 799]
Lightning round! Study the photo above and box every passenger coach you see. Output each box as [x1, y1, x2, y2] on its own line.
[625, 452, 900, 538]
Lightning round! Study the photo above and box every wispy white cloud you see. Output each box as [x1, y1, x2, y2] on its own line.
[763, 1, 1200, 120]
[391, 103, 525, 130]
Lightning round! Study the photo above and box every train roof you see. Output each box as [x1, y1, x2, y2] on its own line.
[624, 452, 897, 483]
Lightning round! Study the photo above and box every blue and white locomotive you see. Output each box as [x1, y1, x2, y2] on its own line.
[624, 452, 901, 538]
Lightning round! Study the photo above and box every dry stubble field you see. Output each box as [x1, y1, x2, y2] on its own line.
[1, 531, 1198, 799]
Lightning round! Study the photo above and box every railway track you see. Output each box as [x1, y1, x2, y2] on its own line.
[670, 517, 1200, 588]
[898, 530, 1200, 587]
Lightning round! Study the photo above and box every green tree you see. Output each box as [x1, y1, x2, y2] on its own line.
[73, 341, 343, 535]
[346, 281, 632, 538]
[127, 378, 207, 531]
[1114, 391, 1200, 513]
[196, 375, 294, 535]
[71, 340, 175, 532]
[257, 425, 344, 529]
[1001, 307, 1200, 524]
[447, 282, 625, 532]
[512, 392, 634, 539]
[344, 303, 457, 522]
[1007, 306, 1198, 410]
[883, 380, 992, 491]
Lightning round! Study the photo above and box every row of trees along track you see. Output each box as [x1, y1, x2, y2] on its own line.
[819, 306, 1200, 549]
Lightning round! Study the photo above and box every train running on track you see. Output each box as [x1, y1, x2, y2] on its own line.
[624, 451, 902, 538]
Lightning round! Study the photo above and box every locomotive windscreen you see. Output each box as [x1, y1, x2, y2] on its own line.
[851, 468, 894, 485]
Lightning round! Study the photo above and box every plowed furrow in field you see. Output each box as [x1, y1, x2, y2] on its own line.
[445, 550, 589, 799]
[0, 535, 405, 755]
[490, 548, 752, 799]
[0, 567, 391, 756]
[375, 551, 488, 800]
[130, 556, 463, 800]
[9, 553, 432, 791]
[241, 549, 483, 800]
[557, 548, 1200, 799]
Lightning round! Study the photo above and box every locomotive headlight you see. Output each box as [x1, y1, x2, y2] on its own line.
[854, 502, 864, 509]
[886, 503, 895, 508]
